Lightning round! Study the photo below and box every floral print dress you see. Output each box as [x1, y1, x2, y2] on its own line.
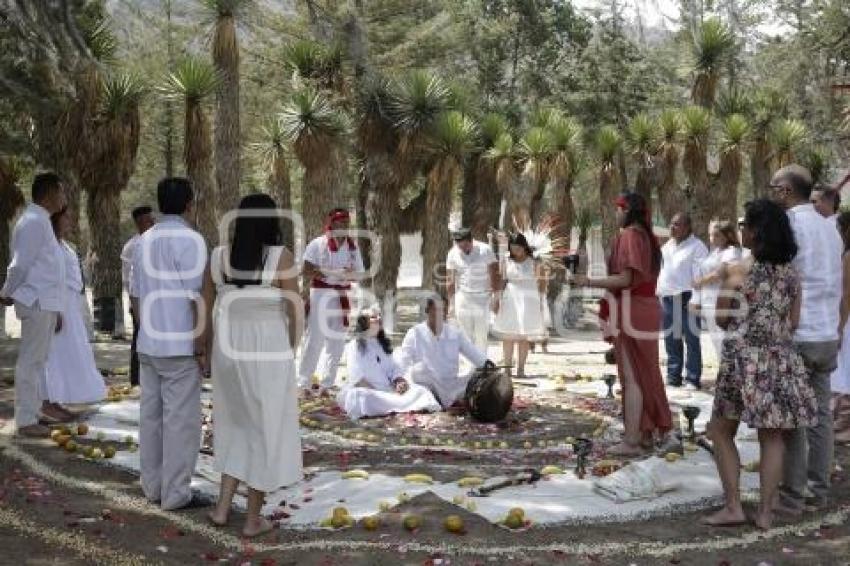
[713, 262, 818, 429]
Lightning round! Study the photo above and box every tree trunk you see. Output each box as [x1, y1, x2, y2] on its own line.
[301, 148, 346, 242]
[461, 157, 479, 232]
[656, 145, 680, 224]
[684, 141, 711, 240]
[634, 153, 654, 203]
[507, 169, 533, 230]
[421, 160, 456, 294]
[87, 188, 122, 332]
[367, 181, 403, 300]
[598, 164, 621, 255]
[269, 149, 293, 250]
[464, 156, 500, 240]
[750, 136, 772, 199]
[213, 14, 241, 222]
[715, 148, 743, 224]
[185, 103, 217, 247]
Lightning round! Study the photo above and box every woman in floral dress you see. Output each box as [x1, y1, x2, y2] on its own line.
[704, 199, 818, 530]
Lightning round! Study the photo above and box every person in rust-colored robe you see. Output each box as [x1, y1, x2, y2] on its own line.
[572, 192, 673, 456]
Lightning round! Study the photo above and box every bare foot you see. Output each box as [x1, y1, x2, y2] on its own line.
[606, 442, 645, 457]
[242, 516, 274, 538]
[702, 506, 747, 526]
[772, 501, 802, 517]
[753, 509, 773, 530]
[207, 509, 228, 527]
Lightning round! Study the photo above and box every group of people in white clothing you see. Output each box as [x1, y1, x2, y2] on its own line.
[2, 173, 106, 438]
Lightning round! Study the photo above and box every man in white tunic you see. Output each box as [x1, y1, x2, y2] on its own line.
[130, 178, 208, 510]
[1, 173, 67, 437]
[446, 227, 499, 353]
[121, 205, 155, 388]
[396, 296, 492, 409]
[298, 209, 365, 392]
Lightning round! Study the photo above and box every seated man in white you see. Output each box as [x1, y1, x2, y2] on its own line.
[396, 295, 493, 409]
[338, 308, 441, 420]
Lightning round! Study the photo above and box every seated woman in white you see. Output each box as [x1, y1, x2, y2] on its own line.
[338, 309, 441, 420]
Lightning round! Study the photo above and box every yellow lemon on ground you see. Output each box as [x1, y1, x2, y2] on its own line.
[664, 452, 681, 463]
[361, 515, 380, 530]
[64, 440, 77, 453]
[76, 423, 89, 436]
[51, 429, 64, 442]
[508, 507, 525, 519]
[330, 516, 351, 529]
[104, 446, 116, 459]
[744, 460, 760, 473]
[504, 514, 524, 529]
[91, 448, 104, 459]
[332, 507, 349, 520]
[402, 514, 421, 531]
[56, 434, 72, 447]
[444, 515, 465, 534]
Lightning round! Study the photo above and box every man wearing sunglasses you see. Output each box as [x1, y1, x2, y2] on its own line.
[768, 164, 843, 515]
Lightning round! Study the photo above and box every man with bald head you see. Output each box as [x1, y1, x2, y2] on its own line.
[768, 164, 843, 514]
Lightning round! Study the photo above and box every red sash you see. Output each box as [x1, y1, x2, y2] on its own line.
[311, 278, 352, 327]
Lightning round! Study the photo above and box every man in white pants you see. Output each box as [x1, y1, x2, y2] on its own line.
[396, 295, 491, 409]
[1, 173, 68, 437]
[298, 208, 365, 393]
[446, 228, 499, 353]
[130, 177, 208, 510]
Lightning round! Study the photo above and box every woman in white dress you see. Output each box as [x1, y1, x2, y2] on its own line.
[44, 207, 106, 414]
[492, 233, 546, 378]
[338, 308, 441, 419]
[832, 212, 850, 442]
[692, 220, 742, 358]
[199, 194, 303, 538]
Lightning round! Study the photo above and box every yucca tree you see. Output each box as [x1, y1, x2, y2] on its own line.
[486, 132, 518, 231]
[0, 156, 26, 291]
[163, 58, 219, 245]
[714, 113, 749, 224]
[770, 118, 808, 168]
[463, 112, 508, 240]
[421, 111, 478, 291]
[750, 89, 787, 198]
[518, 127, 553, 228]
[627, 113, 659, 202]
[280, 87, 348, 241]
[254, 118, 293, 249]
[681, 105, 712, 238]
[690, 18, 735, 108]
[800, 146, 829, 184]
[574, 204, 597, 262]
[547, 114, 583, 248]
[595, 126, 623, 252]
[655, 109, 681, 224]
[202, 0, 252, 217]
[283, 39, 346, 94]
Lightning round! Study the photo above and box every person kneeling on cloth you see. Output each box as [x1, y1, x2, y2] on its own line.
[298, 208, 365, 393]
[396, 295, 495, 409]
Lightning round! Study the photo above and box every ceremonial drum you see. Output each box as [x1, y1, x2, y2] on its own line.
[465, 366, 514, 423]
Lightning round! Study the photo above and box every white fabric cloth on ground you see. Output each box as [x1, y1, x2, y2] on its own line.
[396, 321, 487, 408]
[593, 457, 681, 503]
[45, 241, 106, 404]
[338, 338, 440, 420]
[210, 246, 303, 492]
[492, 257, 545, 340]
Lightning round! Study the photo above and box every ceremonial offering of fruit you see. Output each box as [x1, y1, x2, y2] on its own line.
[501, 508, 530, 530]
[664, 452, 681, 463]
[341, 469, 370, 480]
[91, 447, 104, 459]
[83, 446, 95, 458]
[591, 460, 623, 477]
[64, 440, 78, 453]
[320, 507, 354, 529]
[444, 515, 465, 534]
[104, 446, 116, 459]
[541, 465, 564, 476]
[51, 429, 64, 442]
[361, 515, 380, 531]
[76, 423, 89, 436]
[456, 476, 484, 488]
[55, 434, 72, 447]
[403, 473, 433, 484]
[743, 460, 760, 473]
[402, 514, 421, 531]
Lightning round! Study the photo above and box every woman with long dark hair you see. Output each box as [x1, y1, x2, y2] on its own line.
[199, 193, 303, 537]
[705, 198, 816, 529]
[337, 308, 440, 419]
[571, 192, 673, 456]
[492, 232, 547, 378]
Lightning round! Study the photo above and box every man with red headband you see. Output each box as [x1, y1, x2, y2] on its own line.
[298, 208, 365, 392]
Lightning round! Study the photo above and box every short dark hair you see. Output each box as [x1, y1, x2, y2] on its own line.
[131, 205, 153, 221]
[156, 177, 193, 215]
[32, 172, 63, 203]
[775, 164, 813, 200]
[818, 185, 841, 213]
[742, 199, 798, 264]
[425, 293, 448, 312]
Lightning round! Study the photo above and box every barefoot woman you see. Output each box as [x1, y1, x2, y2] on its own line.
[572, 192, 672, 456]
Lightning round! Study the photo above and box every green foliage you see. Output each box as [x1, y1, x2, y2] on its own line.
[715, 88, 751, 117]
[279, 88, 347, 144]
[283, 40, 344, 86]
[548, 115, 583, 153]
[681, 106, 711, 141]
[101, 73, 147, 117]
[721, 114, 750, 150]
[627, 113, 658, 153]
[691, 18, 735, 72]
[486, 133, 515, 162]
[428, 111, 479, 159]
[162, 58, 219, 102]
[769, 118, 808, 153]
[388, 70, 450, 135]
[594, 126, 622, 162]
[658, 109, 681, 142]
[800, 147, 830, 183]
[479, 113, 510, 148]
[518, 127, 553, 161]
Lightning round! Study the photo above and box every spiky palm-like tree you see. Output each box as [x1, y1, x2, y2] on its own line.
[547, 114, 583, 248]
[486, 132, 518, 231]
[750, 89, 787, 198]
[655, 109, 681, 224]
[681, 105, 712, 238]
[463, 112, 508, 240]
[714, 113, 749, 224]
[421, 111, 478, 291]
[800, 146, 829, 184]
[518, 126, 552, 228]
[254, 118, 294, 249]
[163, 58, 219, 245]
[282, 39, 346, 94]
[280, 87, 348, 241]
[626, 113, 658, 202]
[0, 157, 26, 293]
[595, 126, 623, 252]
[574, 205, 597, 262]
[691, 18, 735, 108]
[770, 118, 808, 168]
[202, 0, 252, 217]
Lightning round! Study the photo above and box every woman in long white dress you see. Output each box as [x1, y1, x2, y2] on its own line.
[692, 220, 742, 358]
[338, 309, 441, 419]
[44, 208, 106, 412]
[199, 194, 303, 538]
[831, 212, 850, 442]
[492, 233, 546, 378]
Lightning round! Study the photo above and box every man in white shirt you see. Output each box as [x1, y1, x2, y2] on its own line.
[769, 165, 843, 513]
[810, 184, 840, 226]
[298, 208, 366, 392]
[446, 228, 499, 353]
[121, 205, 155, 387]
[396, 295, 492, 409]
[656, 213, 708, 389]
[0, 173, 68, 437]
[130, 178, 208, 511]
